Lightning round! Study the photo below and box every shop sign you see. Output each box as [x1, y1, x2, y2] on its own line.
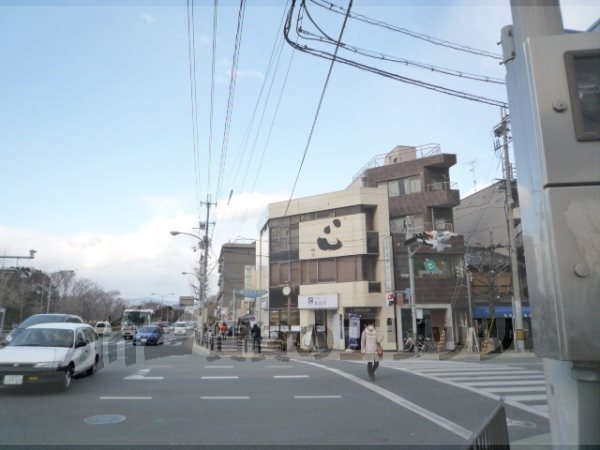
[280, 325, 290, 332]
[419, 258, 443, 275]
[298, 294, 338, 310]
[416, 309, 424, 320]
[383, 235, 393, 292]
[348, 314, 361, 349]
[291, 325, 301, 332]
[345, 307, 377, 315]
[299, 214, 367, 259]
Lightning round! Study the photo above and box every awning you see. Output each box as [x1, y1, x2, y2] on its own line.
[472, 305, 531, 318]
[237, 314, 255, 322]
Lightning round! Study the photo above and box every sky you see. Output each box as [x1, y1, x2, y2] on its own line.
[1, 0, 598, 302]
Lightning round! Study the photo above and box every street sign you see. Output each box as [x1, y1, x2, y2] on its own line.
[234, 289, 267, 299]
[416, 309, 423, 320]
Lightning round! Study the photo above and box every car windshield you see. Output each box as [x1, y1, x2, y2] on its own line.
[138, 327, 158, 333]
[176, 323, 186, 327]
[96, 323, 106, 327]
[8, 328, 74, 348]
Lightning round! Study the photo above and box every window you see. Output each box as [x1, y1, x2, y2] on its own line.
[75, 330, 86, 347]
[301, 260, 318, 284]
[83, 328, 97, 343]
[386, 176, 421, 197]
[279, 262, 290, 284]
[317, 258, 336, 282]
[290, 261, 301, 284]
[390, 215, 423, 233]
[395, 254, 461, 279]
[316, 210, 335, 219]
[270, 263, 280, 286]
[337, 256, 359, 282]
[300, 212, 316, 222]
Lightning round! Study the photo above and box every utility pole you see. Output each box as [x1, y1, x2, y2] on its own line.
[199, 196, 216, 325]
[404, 216, 419, 354]
[496, 108, 524, 352]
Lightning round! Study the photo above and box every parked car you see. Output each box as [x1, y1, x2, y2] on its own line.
[94, 321, 112, 337]
[132, 326, 164, 346]
[159, 322, 170, 334]
[185, 321, 196, 331]
[173, 322, 187, 336]
[1, 314, 83, 346]
[0, 323, 100, 391]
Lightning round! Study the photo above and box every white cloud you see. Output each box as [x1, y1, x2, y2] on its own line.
[141, 13, 157, 25]
[0, 192, 283, 300]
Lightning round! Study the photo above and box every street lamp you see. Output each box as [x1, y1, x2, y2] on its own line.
[151, 292, 174, 322]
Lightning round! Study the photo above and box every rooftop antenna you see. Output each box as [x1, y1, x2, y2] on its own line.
[466, 160, 478, 192]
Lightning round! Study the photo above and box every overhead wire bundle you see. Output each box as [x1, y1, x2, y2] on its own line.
[283, 0, 508, 108]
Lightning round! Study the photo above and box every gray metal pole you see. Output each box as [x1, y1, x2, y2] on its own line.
[501, 1, 596, 445]
[408, 252, 418, 354]
[500, 108, 524, 352]
[46, 278, 52, 314]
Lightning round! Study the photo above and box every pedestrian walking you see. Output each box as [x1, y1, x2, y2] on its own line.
[251, 323, 262, 352]
[361, 322, 383, 381]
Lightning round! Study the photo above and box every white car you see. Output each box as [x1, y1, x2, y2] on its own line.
[0, 323, 101, 391]
[173, 322, 187, 336]
[186, 321, 196, 331]
[94, 321, 112, 337]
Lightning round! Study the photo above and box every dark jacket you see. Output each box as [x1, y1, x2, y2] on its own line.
[251, 325, 261, 340]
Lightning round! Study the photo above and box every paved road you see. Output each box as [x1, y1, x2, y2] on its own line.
[0, 336, 549, 447]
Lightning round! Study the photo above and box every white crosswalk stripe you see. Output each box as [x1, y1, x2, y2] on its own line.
[380, 360, 549, 418]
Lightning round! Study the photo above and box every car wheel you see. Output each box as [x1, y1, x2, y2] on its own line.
[86, 356, 98, 376]
[58, 367, 73, 392]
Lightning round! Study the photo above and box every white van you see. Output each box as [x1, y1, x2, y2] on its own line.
[94, 321, 112, 337]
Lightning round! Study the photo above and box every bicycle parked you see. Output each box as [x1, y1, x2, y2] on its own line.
[402, 332, 437, 353]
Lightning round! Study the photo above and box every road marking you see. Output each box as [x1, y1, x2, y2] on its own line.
[422, 370, 536, 376]
[485, 386, 547, 393]
[468, 380, 545, 387]
[504, 394, 547, 402]
[204, 365, 234, 369]
[292, 359, 472, 440]
[273, 375, 309, 379]
[201, 396, 249, 400]
[147, 365, 173, 368]
[100, 396, 152, 400]
[201, 376, 239, 379]
[124, 375, 164, 380]
[417, 367, 518, 373]
[293, 395, 342, 399]
[380, 364, 550, 419]
[265, 365, 292, 368]
[444, 375, 544, 382]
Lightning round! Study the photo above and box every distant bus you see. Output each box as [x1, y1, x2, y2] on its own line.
[121, 309, 154, 339]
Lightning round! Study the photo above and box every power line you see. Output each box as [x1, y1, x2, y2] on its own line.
[207, 0, 219, 197]
[309, 0, 502, 60]
[215, 0, 247, 204]
[298, 1, 504, 84]
[186, 0, 202, 219]
[284, 1, 507, 108]
[283, 0, 354, 217]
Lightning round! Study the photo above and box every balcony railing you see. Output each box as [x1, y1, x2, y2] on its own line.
[425, 181, 458, 192]
[352, 143, 441, 181]
[423, 222, 454, 232]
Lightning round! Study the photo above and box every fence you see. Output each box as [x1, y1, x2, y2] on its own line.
[467, 399, 510, 449]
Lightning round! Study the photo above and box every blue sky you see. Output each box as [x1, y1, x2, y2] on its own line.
[1, 0, 598, 300]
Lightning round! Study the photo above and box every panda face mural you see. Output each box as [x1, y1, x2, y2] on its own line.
[316, 218, 343, 251]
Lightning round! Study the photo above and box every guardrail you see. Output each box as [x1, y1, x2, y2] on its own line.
[467, 399, 510, 449]
[194, 331, 259, 353]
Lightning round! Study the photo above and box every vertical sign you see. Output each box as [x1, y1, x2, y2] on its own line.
[383, 235, 393, 293]
[349, 314, 361, 349]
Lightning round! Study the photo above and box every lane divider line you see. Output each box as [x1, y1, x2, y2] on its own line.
[292, 359, 472, 441]
[273, 375, 309, 379]
[204, 366, 235, 369]
[100, 396, 152, 400]
[201, 396, 249, 400]
[201, 376, 239, 379]
[293, 395, 341, 399]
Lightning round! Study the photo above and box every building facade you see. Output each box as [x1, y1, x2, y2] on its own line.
[216, 243, 256, 323]
[352, 145, 467, 349]
[453, 179, 532, 349]
[255, 186, 395, 351]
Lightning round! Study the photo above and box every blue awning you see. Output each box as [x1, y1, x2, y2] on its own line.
[472, 305, 531, 318]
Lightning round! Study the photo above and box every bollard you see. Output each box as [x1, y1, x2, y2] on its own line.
[257, 339, 261, 354]
[217, 335, 222, 351]
[210, 336, 214, 351]
[244, 338, 248, 352]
